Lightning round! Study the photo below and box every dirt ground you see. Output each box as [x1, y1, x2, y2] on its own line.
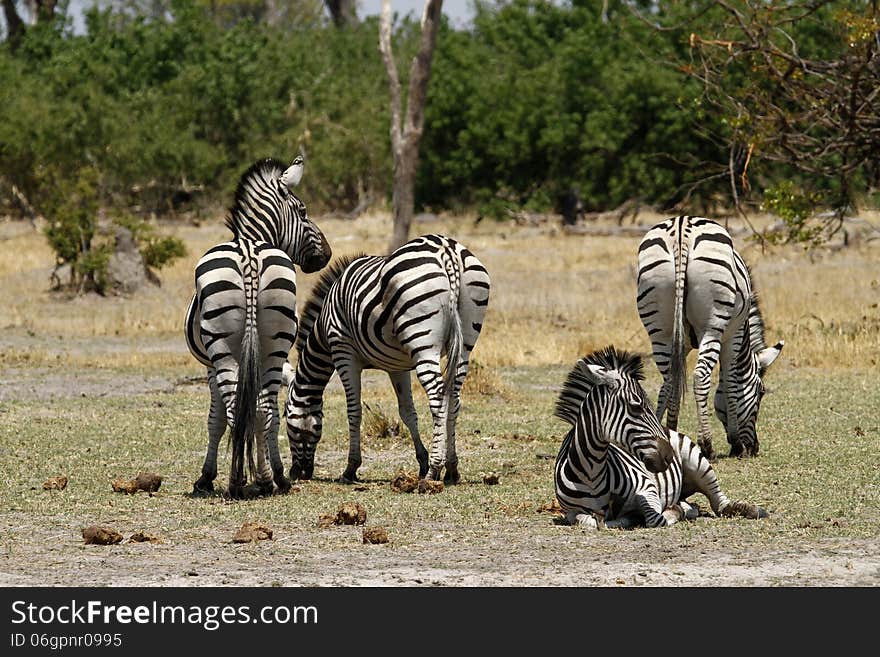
[4, 510, 880, 587]
[2, 357, 879, 587]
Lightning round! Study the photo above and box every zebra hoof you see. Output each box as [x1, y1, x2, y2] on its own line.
[252, 481, 274, 497]
[426, 467, 442, 482]
[755, 506, 769, 519]
[699, 440, 717, 462]
[274, 476, 292, 494]
[192, 478, 214, 496]
[289, 463, 302, 481]
[443, 464, 460, 485]
[227, 485, 246, 500]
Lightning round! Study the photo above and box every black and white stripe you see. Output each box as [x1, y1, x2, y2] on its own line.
[554, 347, 768, 529]
[284, 234, 490, 484]
[184, 157, 331, 498]
[636, 216, 784, 459]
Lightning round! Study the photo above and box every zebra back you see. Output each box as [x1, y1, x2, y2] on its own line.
[296, 253, 369, 353]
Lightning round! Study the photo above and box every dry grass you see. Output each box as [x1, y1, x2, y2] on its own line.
[1, 211, 880, 585]
[2, 210, 878, 371]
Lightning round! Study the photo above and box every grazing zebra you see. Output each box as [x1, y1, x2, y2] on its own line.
[554, 346, 768, 529]
[285, 234, 490, 484]
[184, 157, 331, 498]
[636, 216, 784, 459]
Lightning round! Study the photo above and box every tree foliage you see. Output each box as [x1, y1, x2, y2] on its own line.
[1, 0, 877, 239]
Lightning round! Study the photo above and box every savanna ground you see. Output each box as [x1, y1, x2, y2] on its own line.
[1, 211, 879, 587]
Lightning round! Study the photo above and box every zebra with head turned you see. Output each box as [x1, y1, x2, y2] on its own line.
[636, 216, 784, 460]
[184, 156, 332, 498]
[285, 234, 490, 484]
[554, 346, 768, 529]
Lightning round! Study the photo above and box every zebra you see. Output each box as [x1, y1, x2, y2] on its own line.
[554, 346, 769, 529]
[184, 156, 332, 498]
[284, 234, 490, 484]
[636, 216, 784, 460]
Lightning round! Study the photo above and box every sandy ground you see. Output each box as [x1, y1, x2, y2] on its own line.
[3, 509, 879, 587]
[2, 358, 878, 587]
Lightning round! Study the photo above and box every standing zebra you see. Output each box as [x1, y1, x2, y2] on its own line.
[636, 216, 784, 459]
[554, 346, 768, 529]
[285, 234, 490, 484]
[185, 157, 331, 498]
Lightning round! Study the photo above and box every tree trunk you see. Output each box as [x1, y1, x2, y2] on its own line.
[325, 0, 356, 27]
[390, 156, 418, 251]
[2, 0, 26, 50]
[379, 0, 443, 253]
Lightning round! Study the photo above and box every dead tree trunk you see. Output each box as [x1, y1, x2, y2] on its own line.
[379, 0, 443, 253]
[325, 0, 356, 27]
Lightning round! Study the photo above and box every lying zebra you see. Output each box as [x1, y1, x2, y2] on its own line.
[554, 346, 768, 529]
[285, 234, 490, 484]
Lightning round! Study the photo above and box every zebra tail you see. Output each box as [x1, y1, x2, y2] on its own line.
[669, 221, 689, 420]
[231, 301, 260, 490]
[442, 277, 463, 413]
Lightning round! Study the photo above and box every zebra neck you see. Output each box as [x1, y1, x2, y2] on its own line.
[746, 294, 767, 353]
[291, 337, 335, 404]
[720, 325, 759, 391]
[232, 220, 281, 251]
[568, 417, 613, 483]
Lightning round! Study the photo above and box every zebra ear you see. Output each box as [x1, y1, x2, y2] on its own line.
[757, 340, 784, 370]
[577, 362, 622, 388]
[280, 156, 304, 189]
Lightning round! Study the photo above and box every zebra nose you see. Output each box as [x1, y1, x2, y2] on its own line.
[643, 438, 674, 473]
[301, 250, 330, 273]
[301, 237, 332, 273]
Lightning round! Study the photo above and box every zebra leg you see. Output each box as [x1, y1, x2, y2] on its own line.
[193, 371, 226, 495]
[604, 514, 642, 530]
[443, 362, 468, 485]
[693, 334, 723, 460]
[263, 393, 290, 493]
[649, 338, 674, 424]
[635, 491, 670, 528]
[251, 406, 275, 497]
[565, 511, 602, 529]
[388, 371, 429, 478]
[675, 430, 768, 519]
[413, 350, 449, 481]
[336, 357, 364, 484]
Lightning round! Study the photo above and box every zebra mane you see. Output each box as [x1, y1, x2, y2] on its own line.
[296, 254, 366, 353]
[225, 157, 289, 239]
[554, 346, 645, 427]
[744, 263, 767, 352]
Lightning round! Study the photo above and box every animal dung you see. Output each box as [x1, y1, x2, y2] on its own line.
[390, 471, 444, 494]
[111, 472, 163, 495]
[232, 522, 273, 543]
[337, 502, 367, 525]
[390, 471, 419, 493]
[417, 479, 444, 495]
[317, 502, 367, 527]
[42, 475, 68, 491]
[362, 526, 389, 544]
[128, 531, 162, 544]
[536, 499, 563, 515]
[482, 472, 501, 485]
[82, 525, 123, 545]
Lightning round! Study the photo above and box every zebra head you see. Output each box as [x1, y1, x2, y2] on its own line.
[227, 157, 332, 273]
[714, 340, 784, 456]
[286, 390, 324, 481]
[557, 347, 674, 474]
